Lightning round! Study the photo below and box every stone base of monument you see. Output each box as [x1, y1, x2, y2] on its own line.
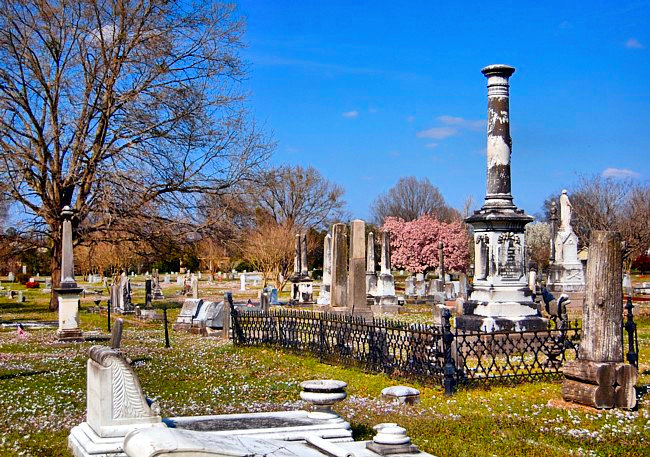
[56, 328, 85, 342]
[455, 300, 547, 332]
[56, 290, 85, 342]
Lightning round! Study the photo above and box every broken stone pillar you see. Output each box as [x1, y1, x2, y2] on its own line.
[563, 231, 636, 409]
[456, 64, 545, 332]
[347, 220, 368, 315]
[55, 206, 83, 341]
[366, 232, 378, 296]
[330, 224, 348, 308]
[317, 234, 332, 305]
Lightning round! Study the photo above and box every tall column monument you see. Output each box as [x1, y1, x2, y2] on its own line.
[456, 65, 545, 332]
[55, 206, 84, 341]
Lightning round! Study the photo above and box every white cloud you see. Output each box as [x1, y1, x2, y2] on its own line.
[416, 114, 485, 145]
[416, 126, 458, 140]
[368, 107, 378, 114]
[406, 115, 415, 123]
[342, 110, 359, 118]
[437, 115, 465, 125]
[558, 20, 571, 30]
[625, 38, 645, 49]
[437, 115, 485, 130]
[602, 167, 640, 178]
[425, 143, 438, 149]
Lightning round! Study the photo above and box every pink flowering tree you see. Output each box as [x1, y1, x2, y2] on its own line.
[382, 215, 469, 274]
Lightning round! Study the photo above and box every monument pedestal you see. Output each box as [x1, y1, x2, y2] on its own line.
[56, 289, 84, 342]
[455, 311, 547, 332]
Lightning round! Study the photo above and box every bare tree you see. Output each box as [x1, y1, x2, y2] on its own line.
[242, 220, 294, 290]
[0, 1, 271, 309]
[620, 185, 650, 262]
[542, 175, 650, 267]
[370, 176, 459, 224]
[254, 165, 346, 230]
[525, 222, 551, 271]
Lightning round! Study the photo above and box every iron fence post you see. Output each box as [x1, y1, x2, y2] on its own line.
[163, 304, 170, 348]
[319, 318, 325, 362]
[226, 292, 243, 344]
[625, 296, 639, 369]
[442, 309, 457, 395]
[107, 299, 111, 332]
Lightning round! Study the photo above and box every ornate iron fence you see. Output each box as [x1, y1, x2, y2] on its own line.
[229, 303, 584, 393]
[452, 320, 581, 386]
[230, 308, 446, 384]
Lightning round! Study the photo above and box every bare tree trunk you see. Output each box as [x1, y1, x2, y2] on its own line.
[579, 231, 624, 363]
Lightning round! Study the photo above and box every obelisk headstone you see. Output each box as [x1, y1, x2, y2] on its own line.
[330, 223, 348, 308]
[55, 206, 83, 341]
[300, 233, 309, 277]
[293, 234, 301, 276]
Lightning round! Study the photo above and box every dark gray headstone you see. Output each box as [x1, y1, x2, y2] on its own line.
[110, 318, 123, 349]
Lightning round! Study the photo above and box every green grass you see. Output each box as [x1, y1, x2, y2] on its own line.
[0, 279, 648, 456]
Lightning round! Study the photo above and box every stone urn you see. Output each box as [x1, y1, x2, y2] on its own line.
[299, 379, 347, 419]
[366, 423, 419, 455]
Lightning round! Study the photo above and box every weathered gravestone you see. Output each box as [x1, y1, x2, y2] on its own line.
[348, 220, 369, 316]
[562, 231, 637, 409]
[330, 223, 348, 308]
[173, 299, 204, 331]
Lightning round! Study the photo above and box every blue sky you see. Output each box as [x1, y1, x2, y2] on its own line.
[238, 0, 650, 220]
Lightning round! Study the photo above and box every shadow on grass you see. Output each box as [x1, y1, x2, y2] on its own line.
[0, 369, 52, 380]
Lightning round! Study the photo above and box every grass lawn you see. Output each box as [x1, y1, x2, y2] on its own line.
[0, 280, 648, 456]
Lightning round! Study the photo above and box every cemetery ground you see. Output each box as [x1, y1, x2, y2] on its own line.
[0, 279, 648, 457]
